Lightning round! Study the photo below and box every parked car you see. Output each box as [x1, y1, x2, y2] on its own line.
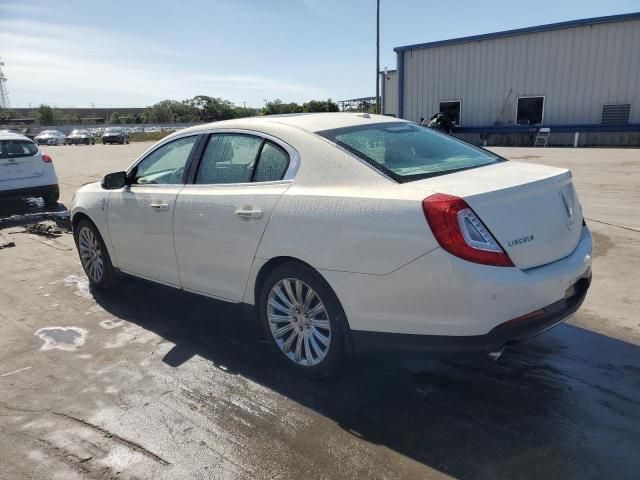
[34, 130, 67, 146]
[102, 127, 129, 144]
[70, 113, 592, 376]
[1, 132, 59, 205]
[67, 129, 96, 145]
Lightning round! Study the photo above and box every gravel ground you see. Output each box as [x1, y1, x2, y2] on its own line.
[0, 142, 638, 480]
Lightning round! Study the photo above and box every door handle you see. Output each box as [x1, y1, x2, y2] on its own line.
[150, 202, 169, 211]
[235, 208, 263, 219]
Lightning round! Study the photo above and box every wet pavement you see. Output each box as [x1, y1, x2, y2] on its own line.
[0, 144, 639, 479]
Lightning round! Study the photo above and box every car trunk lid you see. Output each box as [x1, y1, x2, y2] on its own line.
[408, 161, 583, 269]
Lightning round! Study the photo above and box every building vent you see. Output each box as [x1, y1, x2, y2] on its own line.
[601, 104, 631, 124]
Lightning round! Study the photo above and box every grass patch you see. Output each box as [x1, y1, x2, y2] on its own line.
[129, 131, 172, 142]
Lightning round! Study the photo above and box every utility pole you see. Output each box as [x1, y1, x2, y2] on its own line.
[0, 59, 10, 109]
[375, 0, 380, 114]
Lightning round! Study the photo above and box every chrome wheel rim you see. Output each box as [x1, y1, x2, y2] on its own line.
[78, 227, 104, 283]
[267, 278, 331, 366]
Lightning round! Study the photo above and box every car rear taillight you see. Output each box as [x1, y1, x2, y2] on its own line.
[42, 153, 53, 163]
[422, 193, 514, 267]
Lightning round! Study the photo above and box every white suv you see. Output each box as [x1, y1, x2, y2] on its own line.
[0, 132, 60, 205]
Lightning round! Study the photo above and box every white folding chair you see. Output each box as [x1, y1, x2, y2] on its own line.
[534, 128, 551, 147]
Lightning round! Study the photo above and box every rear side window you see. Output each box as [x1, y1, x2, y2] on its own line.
[0, 140, 39, 159]
[253, 141, 289, 182]
[318, 122, 503, 183]
[196, 134, 262, 184]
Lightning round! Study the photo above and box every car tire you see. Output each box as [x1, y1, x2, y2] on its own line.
[85, 139, 90, 145]
[43, 190, 59, 206]
[74, 219, 116, 289]
[258, 262, 350, 378]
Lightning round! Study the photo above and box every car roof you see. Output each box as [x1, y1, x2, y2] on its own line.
[0, 131, 32, 142]
[178, 112, 407, 137]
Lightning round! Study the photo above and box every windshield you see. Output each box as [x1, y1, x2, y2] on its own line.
[71, 130, 87, 135]
[317, 122, 504, 183]
[105, 128, 122, 133]
[40, 130, 56, 135]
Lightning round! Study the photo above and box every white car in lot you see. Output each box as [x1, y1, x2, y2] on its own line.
[0, 132, 60, 205]
[34, 129, 67, 146]
[70, 113, 592, 376]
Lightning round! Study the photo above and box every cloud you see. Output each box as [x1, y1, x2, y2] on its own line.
[0, 18, 326, 107]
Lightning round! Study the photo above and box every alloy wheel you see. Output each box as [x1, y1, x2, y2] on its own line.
[267, 278, 332, 366]
[78, 226, 104, 283]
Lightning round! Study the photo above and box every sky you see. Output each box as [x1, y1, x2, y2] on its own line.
[1, 0, 638, 108]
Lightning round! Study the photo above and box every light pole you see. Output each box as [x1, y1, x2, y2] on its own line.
[375, 0, 380, 114]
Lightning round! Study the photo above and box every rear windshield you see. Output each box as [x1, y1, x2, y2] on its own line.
[0, 140, 39, 159]
[317, 122, 503, 183]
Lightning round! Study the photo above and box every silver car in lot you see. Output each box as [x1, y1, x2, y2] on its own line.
[34, 130, 67, 146]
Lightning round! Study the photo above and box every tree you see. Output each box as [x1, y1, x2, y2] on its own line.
[302, 99, 339, 113]
[35, 105, 56, 125]
[145, 100, 175, 123]
[233, 106, 258, 118]
[184, 96, 236, 121]
[262, 99, 303, 115]
[109, 112, 122, 124]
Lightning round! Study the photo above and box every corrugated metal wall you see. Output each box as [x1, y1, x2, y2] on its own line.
[399, 19, 640, 132]
[382, 70, 398, 116]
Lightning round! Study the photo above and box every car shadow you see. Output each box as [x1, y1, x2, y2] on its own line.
[92, 275, 640, 480]
[0, 198, 69, 230]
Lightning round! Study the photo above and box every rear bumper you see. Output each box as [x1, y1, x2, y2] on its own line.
[323, 225, 593, 338]
[0, 184, 59, 200]
[352, 272, 591, 354]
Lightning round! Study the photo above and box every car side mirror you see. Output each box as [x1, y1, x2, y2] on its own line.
[102, 171, 127, 189]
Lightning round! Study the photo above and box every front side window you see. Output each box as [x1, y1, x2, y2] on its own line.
[439, 101, 461, 125]
[133, 136, 198, 185]
[516, 96, 544, 125]
[0, 140, 39, 159]
[195, 134, 262, 184]
[318, 122, 503, 183]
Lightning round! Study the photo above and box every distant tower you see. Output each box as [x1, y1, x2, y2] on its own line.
[0, 59, 10, 109]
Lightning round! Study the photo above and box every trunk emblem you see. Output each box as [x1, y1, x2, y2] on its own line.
[560, 189, 575, 229]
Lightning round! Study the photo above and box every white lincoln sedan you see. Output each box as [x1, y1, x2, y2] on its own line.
[71, 113, 592, 376]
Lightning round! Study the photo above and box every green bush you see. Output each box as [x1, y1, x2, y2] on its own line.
[128, 131, 172, 142]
